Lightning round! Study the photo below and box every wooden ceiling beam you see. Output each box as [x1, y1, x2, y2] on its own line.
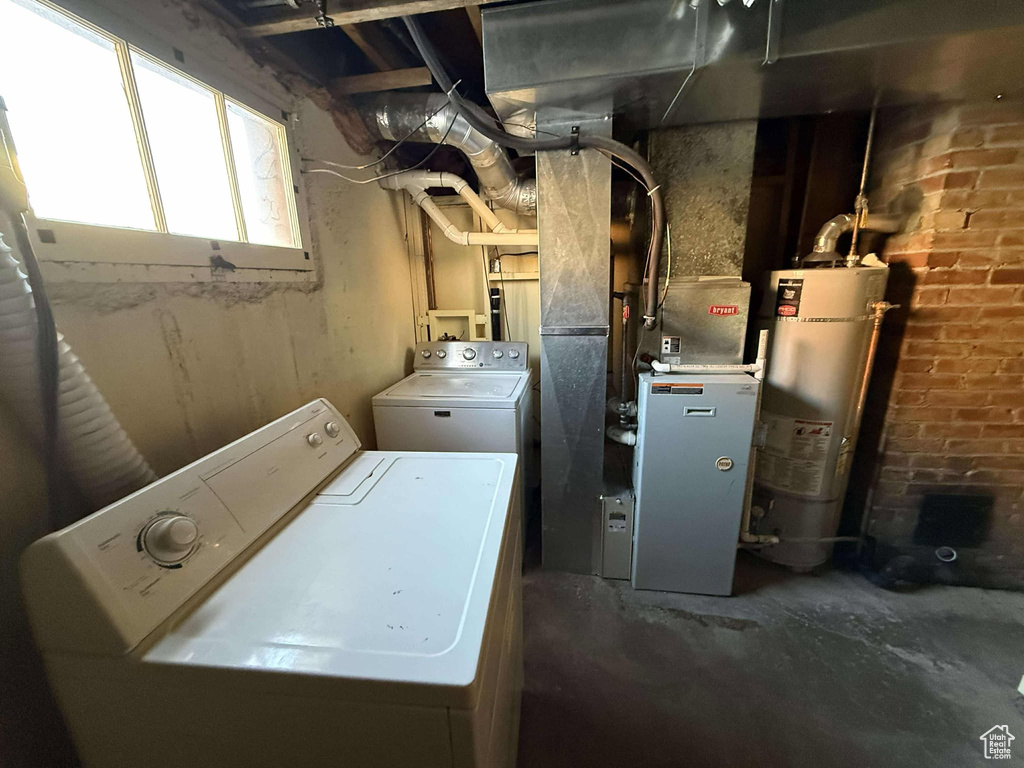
[243, 0, 498, 37]
[329, 66, 433, 95]
[465, 6, 482, 45]
[340, 22, 407, 70]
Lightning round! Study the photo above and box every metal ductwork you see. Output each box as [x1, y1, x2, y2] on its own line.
[370, 94, 536, 216]
[481, 0, 1024, 129]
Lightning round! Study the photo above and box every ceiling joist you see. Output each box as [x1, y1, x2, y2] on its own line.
[243, 0, 497, 37]
[329, 66, 433, 95]
[340, 22, 408, 70]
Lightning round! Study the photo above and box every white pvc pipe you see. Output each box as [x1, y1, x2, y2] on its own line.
[380, 171, 539, 247]
[651, 330, 769, 381]
[0, 232, 157, 510]
[606, 424, 636, 446]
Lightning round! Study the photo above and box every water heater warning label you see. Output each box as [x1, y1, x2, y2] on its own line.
[756, 411, 834, 496]
[775, 278, 803, 317]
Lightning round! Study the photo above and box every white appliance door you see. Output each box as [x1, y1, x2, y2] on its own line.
[374, 406, 518, 453]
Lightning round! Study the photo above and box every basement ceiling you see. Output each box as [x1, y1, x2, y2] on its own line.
[206, 0, 509, 102]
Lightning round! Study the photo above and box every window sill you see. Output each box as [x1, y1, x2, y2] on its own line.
[38, 260, 316, 284]
[26, 216, 313, 283]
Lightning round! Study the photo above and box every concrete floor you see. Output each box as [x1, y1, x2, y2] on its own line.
[517, 554, 1024, 768]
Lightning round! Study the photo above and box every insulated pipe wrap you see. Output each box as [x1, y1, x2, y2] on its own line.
[0, 234, 157, 510]
[373, 94, 537, 216]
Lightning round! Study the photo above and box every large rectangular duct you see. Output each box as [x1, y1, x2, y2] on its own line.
[482, 0, 1024, 129]
[537, 115, 611, 574]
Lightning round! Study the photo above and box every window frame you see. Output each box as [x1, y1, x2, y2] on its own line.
[4, 0, 313, 281]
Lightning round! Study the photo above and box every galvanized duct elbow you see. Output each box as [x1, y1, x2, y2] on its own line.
[812, 213, 904, 255]
[812, 214, 856, 254]
[372, 94, 536, 216]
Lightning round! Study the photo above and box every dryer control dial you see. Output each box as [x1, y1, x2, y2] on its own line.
[462, 348, 477, 360]
[508, 349, 520, 359]
[492, 349, 504, 359]
[142, 515, 199, 565]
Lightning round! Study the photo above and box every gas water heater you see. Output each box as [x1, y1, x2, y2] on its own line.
[753, 266, 891, 570]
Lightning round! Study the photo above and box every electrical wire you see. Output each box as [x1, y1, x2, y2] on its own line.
[659, 223, 672, 309]
[302, 110, 457, 185]
[598, 150, 670, 310]
[301, 98, 453, 171]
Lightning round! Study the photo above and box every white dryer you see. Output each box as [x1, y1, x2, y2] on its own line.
[21, 399, 522, 768]
[373, 341, 532, 462]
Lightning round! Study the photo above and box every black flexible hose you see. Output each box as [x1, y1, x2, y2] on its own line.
[403, 16, 664, 325]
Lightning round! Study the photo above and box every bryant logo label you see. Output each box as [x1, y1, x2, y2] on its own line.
[708, 305, 739, 316]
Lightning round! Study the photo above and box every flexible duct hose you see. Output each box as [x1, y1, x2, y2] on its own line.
[0, 232, 157, 515]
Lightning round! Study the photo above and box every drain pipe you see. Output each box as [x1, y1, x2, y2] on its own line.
[606, 424, 637, 446]
[738, 331, 778, 546]
[371, 94, 536, 216]
[379, 170, 538, 247]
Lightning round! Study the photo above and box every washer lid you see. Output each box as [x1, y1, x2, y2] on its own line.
[372, 371, 530, 409]
[143, 452, 517, 708]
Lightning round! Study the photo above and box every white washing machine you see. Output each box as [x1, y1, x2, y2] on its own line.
[21, 399, 522, 768]
[373, 341, 532, 463]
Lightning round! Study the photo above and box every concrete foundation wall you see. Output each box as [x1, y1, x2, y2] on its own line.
[0, 2, 415, 764]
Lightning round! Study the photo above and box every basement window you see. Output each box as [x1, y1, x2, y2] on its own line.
[0, 0, 308, 278]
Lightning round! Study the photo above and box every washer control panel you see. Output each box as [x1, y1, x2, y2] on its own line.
[414, 341, 528, 371]
[21, 399, 360, 656]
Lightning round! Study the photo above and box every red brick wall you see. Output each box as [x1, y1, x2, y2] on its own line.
[864, 100, 1024, 581]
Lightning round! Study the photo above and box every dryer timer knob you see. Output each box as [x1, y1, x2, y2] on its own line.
[143, 515, 198, 564]
[462, 348, 477, 360]
[508, 349, 520, 359]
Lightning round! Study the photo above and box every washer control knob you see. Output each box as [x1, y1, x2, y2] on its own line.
[307, 432, 324, 447]
[421, 350, 432, 358]
[492, 349, 504, 359]
[508, 349, 520, 359]
[324, 421, 340, 438]
[463, 348, 477, 361]
[143, 515, 198, 564]
[436, 350, 447, 358]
